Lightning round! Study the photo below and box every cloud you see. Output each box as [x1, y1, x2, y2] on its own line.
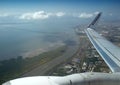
[55, 12, 65, 17]
[78, 13, 93, 18]
[19, 11, 52, 20]
[19, 11, 65, 20]
[94, 11, 99, 15]
[78, 12, 100, 19]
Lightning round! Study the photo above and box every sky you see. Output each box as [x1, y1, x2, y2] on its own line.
[0, 0, 120, 24]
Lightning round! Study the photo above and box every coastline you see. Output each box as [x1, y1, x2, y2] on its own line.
[21, 42, 66, 59]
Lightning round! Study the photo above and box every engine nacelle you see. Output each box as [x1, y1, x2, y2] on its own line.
[2, 72, 120, 85]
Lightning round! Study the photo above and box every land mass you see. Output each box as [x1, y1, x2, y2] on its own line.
[0, 39, 79, 84]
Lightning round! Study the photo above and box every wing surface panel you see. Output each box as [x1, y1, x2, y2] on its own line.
[85, 28, 120, 72]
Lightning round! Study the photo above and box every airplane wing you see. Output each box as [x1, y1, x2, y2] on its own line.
[85, 13, 120, 72]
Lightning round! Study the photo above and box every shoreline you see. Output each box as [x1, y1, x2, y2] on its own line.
[21, 42, 66, 59]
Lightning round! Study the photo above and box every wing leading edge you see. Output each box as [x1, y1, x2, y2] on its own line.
[85, 13, 120, 73]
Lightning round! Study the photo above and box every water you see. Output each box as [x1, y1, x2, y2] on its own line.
[0, 22, 77, 60]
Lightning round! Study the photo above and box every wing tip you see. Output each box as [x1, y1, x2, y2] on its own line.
[88, 12, 102, 28]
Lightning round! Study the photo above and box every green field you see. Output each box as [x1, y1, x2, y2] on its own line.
[0, 45, 67, 84]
